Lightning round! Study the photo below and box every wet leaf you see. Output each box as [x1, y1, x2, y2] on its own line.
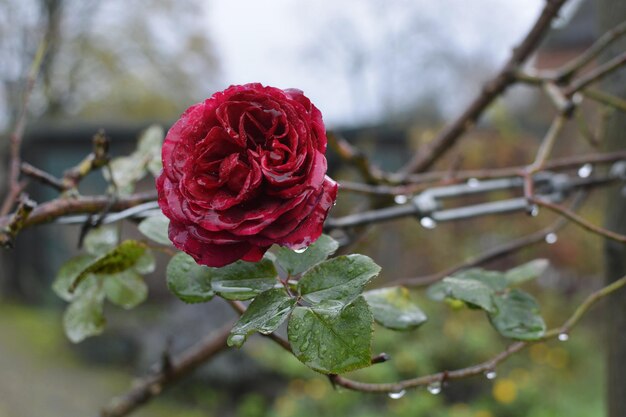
[166, 252, 215, 303]
[53, 255, 97, 301]
[489, 289, 546, 340]
[504, 259, 549, 286]
[63, 285, 106, 343]
[228, 288, 296, 347]
[69, 240, 147, 293]
[83, 226, 119, 256]
[103, 124, 164, 194]
[274, 234, 339, 276]
[432, 276, 496, 313]
[103, 270, 148, 309]
[210, 258, 278, 300]
[288, 296, 372, 374]
[138, 214, 171, 245]
[298, 255, 381, 307]
[363, 286, 427, 330]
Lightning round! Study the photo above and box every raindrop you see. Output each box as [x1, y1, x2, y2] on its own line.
[558, 332, 569, 342]
[545, 233, 558, 244]
[420, 217, 437, 229]
[467, 178, 480, 188]
[394, 194, 408, 204]
[578, 163, 593, 178]
[529, 205, 539, 217]
[388, 390, 406, 400]
[485, 370, 497, 380]
[227, 334, 245, 347]
[427, 381, 442, 395]
[294, 247, 308, 254]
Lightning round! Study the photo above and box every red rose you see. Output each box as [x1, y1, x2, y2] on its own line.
[156, 83, 338, 267]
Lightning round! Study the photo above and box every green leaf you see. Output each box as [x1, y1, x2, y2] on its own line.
[83, 226, 119, 256]
[136, 125, 164, 176]
[228, 288, 296, 347]
[107, 156, 145, 195]
[297, 255, 381, 307]
[437, 277, 496, 313]
[452, 269, 507, 291]
[288, 296, 373, 374]
[134, 248, 156, 275]
[63, 285, 106, 343]
[138, 214, 171, 245]
[488, 289, 546, 340]
[274, 234, 339, 276]
[504, 259, 549, 286]
[363, 287, 427, 330]
[103, 125, 164, 194]
[166, 252, 215, 303]
[53, 255, 97, 301]
[103, 270, 148, 309]
[69, 240, 147, 293]
[210, 258, 278, 300]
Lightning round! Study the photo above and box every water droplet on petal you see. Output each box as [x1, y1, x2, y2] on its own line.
[394, 194, 408, 204]
[467, 178, 480, 188]
[294, 247, 308, 254]
[578, 163, 593, 178]
[545, 233, 558, 244]
[420, 217, 437, 229]
[558, 332, 569, 342]
[427, 381, 442, 395]
[485, 370, 497, 380]
[388, 390, 406, 399]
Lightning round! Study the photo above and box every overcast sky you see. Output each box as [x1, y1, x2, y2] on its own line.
[206, 0, 553, 127]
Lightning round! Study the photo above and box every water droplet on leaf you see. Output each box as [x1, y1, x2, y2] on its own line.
[227, 334, 245, 348]
[427, 381, 442, 395]
[388, 390, 406, 399]
[545, 233, 558, 244]
[394, 194, 408, 204]
[558, 332, 569, 342]
[294, 247, 308, 254]
[578, 163, 593, 178]
[420, 217, 437, 229]
[529, 205, 539, 217]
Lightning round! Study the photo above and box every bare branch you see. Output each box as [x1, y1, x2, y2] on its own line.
[564, 51, 626, 96]
[100, 322, 233, 417]
[530, 196, 626, 244]
[1, 41, 47, 216]
[554, 20, 626, 83]
[397, 0, 569, 176]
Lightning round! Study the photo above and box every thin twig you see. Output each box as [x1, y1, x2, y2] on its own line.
[1, 41, 47, 216]
[327, 132, 389, 184]
[20, 162, 64, 191]
[397, 0, 568, 176]
[544, 275, 626, 338]
[583, 88, 626, 113]
[0, 191, 157, 231]
[530, 196, 626, 244]
[391, 216, 569, 287]
[564, 51, 626, 97]
[554, 20, 626, 83]
[100, 322, 234, 417]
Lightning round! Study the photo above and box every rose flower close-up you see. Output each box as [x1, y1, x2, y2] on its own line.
[156, 83, 338, 267]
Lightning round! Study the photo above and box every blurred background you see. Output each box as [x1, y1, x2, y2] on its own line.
[0, 0, 616, 416]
